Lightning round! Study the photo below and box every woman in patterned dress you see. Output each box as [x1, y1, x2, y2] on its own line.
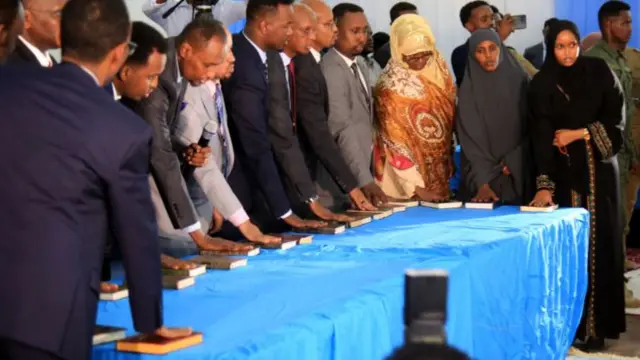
[529, 20, 625, 350]
[373, 14, 456, 201]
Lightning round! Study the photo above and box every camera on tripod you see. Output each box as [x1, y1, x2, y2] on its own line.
[192, 0, 219, 20]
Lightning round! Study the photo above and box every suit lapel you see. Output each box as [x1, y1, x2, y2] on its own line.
[200, 85, 217, 121]
[237, 34, 268, 86]
[328, 49, 370, 113]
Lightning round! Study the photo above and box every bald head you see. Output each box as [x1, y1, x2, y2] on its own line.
[22, 0, 68, 51]
[293, 3, 316, 23]
[581, 31, 602, 51]
[301, 0, 336, 50]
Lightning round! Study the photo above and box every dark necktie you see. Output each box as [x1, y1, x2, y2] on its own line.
[350, 62, 370, 111]
[214, 83, 230, 177]
[287, 61, 297, 130]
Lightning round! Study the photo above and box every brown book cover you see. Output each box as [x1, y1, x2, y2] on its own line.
[93, 325, 127, 346]
[380, 204, 406, 212]
[116, 331, 203, 355]
[259, 237, 297, 250]
[342, 214, 372, 228]
[275, 233, 313, 245]
[189, 255, 248, 270]
[99, 285, 128, 301]
[200, 247, 260, 257]
[346, 209, 392, 220]
[292, 222, 346, 235]
[162, 275, 195, 290]
[162, 265, 207, 277]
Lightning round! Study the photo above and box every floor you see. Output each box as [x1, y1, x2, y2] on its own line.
[607, 315, 640, 358]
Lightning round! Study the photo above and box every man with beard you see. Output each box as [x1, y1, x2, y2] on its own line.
[7, 0, 66, 66]
[319, 3, 388, 209]
[586, 0, 640, 308]
[0, 0, 23, 63]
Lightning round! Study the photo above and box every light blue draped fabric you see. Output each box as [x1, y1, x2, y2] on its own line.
[93, 207, 588, 360]
[555, 0, 640, 48]
[228, 18, 246, 34]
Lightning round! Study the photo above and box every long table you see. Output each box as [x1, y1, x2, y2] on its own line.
[93, 206, 589, 360]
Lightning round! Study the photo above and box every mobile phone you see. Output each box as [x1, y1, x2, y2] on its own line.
[404, 269, 448, 345]
[512, 14, 527, 30]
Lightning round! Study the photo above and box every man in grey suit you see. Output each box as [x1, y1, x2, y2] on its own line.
[174, 28, 279, 245]
[524, 17, 558, 70]
[321, 3, 388, 207]
[123, 18, 252, 256]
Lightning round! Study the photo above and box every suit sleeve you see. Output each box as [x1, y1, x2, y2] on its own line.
[107, 128, 163, 333]
[136, 88, 199, 230]
[267, 56, 317, 202]
[295, 57, 359, 193]
[321, 61, 374, 188]
[225, 71, 292, 218]
[451, 47, 466, 87]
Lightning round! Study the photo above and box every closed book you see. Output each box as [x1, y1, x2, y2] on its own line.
[162, 275, 195, 290]
[343, 214, 372, 228]
[162, 265, 206, 277]
[520, 204, 559, 213]
[380, 204, 406, 212]
[117, 331, 203, 355]
[464, 202, 498, 210]
[189, 255, 248, 270]
[293, 222, 346, 235]
[420, 201, 463, 209]
[99, 285, 128, 301]
[93, 325, 127, 346]
[260, 238, 297, 250]
[276, 233, 313, 245]
[387, 200, 419, 208]
[346, 209, 392, 220]
[200, 247, 260, 257]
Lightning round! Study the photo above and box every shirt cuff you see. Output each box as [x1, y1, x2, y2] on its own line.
[181, 222, 201, 233]
[279, 210, 292, 219]
[228, 209, 250, 227]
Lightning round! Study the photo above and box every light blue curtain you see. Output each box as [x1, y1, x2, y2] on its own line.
[555, 0, 640, 48]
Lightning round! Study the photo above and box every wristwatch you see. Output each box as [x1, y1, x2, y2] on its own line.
[305, 195, 319, 205]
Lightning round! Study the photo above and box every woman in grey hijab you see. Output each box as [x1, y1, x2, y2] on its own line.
[456, 29, 532, 205]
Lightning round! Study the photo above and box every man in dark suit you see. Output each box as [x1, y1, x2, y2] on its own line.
[125, 18, 254, 253]
[296, 0, 378, 210]
[222, 0, 326, 231]
[524, 17, 558, 70]
[373, 1, 417, 69]
[0, 0, 23, 63]
[6, 0, 66, 66]
[0, 0, 190, 359]
[268, 3, 355, 220]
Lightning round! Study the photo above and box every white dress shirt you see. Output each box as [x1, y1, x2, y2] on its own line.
[334, 49, 368, 94]
[19, 36, 54, 67]
[310, 47, 322, 63]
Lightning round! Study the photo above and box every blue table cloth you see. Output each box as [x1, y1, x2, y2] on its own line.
[93, 207, 588, 360]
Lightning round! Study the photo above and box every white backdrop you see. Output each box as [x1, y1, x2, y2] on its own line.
[52, 0, 555, 67]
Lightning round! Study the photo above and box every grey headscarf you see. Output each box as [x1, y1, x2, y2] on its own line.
[456, 29, 530, 203]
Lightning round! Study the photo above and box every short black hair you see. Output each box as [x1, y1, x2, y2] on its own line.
[386, 343, 470, 360]
[373, 31, 389, 53]
[333, 3, 364, 24]
[176, 17, 226, 50]
[489, 5, 500, 17]
[543, 17, 559, 29]
[598, 0, 631, 32]
[126, 21, 167, 67]
[246, 0, 294, 22]
[390, 2, 417, 23]
[0, 0, 20, 29]
[60, 0, 130, 63]
[459, 1, 489, 26]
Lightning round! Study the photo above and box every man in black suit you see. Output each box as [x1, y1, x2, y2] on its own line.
[268, 3, 357, 220]
[373, 1, 417, 69]
[0, 0, 23, 63]
[126, 18, 255, 253]
[295, 0, 377, 210]
[524, 17, 558, 70]
[0, 0, 190, 359]
[222, 0, 326, 231]
[7, 0, 66, 66]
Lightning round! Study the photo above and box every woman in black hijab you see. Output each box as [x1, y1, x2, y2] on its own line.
[457, 29, 532, 205]
[528, 20, 625, 349]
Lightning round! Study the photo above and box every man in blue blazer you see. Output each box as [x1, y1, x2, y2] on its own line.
[0, 0, 190, 359]
[222, 0, 325, 232]
[0, 0, 23, 63]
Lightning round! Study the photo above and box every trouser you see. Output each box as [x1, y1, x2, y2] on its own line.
[0, 338, 64, 360]
[149, 176, 212, 259]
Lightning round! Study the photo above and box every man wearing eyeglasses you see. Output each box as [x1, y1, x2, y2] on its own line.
[7, 0, 66, 66]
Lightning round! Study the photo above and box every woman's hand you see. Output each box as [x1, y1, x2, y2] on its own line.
[554, 129, 586, 148]
[529, 190, 554, 207]
[415, 186, 448, 202]
[471, 184, 499, 203]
